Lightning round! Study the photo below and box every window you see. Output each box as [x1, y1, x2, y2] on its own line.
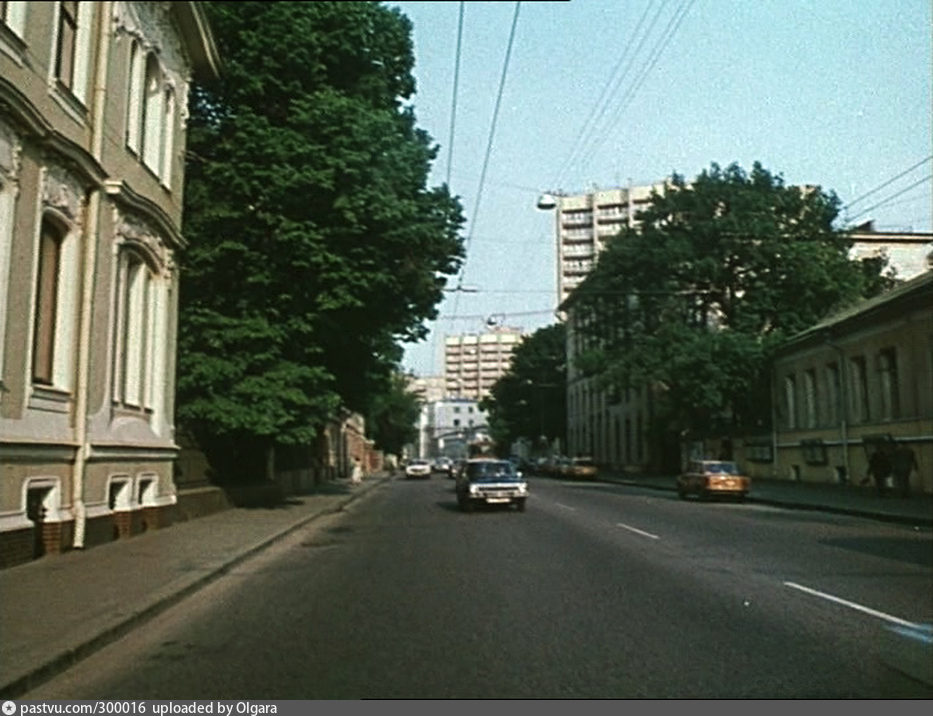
[160, 89, 175, 186]
[54, 2, 78, 92]
[142, 54, 164, 172]
[125, 41, 143, 152]
[1, 1, 27, 36]
[849, 356, 869, 423]
[113, 248, 163, 412]
[878, 348, 899, 421]
[825, 362, 840, 425]
[32, 220, 64, 384]
[783, 375, 797, 429]
[803, 369, 817, 428]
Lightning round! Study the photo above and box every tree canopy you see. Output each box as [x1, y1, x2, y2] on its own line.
[480, 324, 567, 453]
[567, 161, 889, 436]
[177, 2, 464, 479]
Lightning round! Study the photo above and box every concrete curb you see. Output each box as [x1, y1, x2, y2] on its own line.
[0, 476, 390, 699]
[597, 476, 933, 528]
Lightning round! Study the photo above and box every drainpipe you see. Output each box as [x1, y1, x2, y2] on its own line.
[72, 1, 111, 548]
[825, 332, 851, 484]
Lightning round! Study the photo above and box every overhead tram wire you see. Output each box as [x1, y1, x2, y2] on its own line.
[550, 0, 657, 189]
[556, 0, 671, 189]
[575, 0, 695, 172]
[445, 2, 465, 188]
[451, 0, 522, 318]
[428, 0, 466, 376]
[846, 174, 932, 223]
[843, 154, 933, 213]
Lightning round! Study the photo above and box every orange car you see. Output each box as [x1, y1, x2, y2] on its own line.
[677, 460, 750, 501]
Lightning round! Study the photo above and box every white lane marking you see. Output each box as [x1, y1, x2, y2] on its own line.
[616, 522, 660, 540]
[555, 502, 576, 511]
[783, 581, 922, 629]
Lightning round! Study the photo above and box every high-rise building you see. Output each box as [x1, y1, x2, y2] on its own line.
[538, 183, 667, 307]
[444, 328, 523, 400]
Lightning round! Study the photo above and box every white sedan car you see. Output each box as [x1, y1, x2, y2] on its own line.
[404, 459, 432, 479]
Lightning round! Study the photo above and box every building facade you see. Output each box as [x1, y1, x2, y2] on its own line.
[757, 271, 932, 493]
[444, 327, 522, 401]
[0, 2, 218, 568]
[416, 398, 489, 460]
[538, 182, 667, 307]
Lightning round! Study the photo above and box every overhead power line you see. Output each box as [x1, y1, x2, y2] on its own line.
[843, 154, 933, 211]
[847, 174, 932, 223]
[454, 0, 521, 294]
[445, 2, 465, 187]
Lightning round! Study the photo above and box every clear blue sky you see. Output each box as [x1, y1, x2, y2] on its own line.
[389, 0, 933, 377]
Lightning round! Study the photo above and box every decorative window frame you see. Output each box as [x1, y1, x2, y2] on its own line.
[110, 211, 172, 428]
[27, 164, 85, 408]
[0, 119, 21, 399]
[47, 1, 93, 121]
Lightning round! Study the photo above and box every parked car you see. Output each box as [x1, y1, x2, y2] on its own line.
[677, 460, 750, 500]
[566, 456, 598, 480]
[456, 459, 529, 512]
[405, 459, 432, 479]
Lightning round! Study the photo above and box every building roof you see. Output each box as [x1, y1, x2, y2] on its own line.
[777, 270, 933, 353]
[172, 3, 222, 81]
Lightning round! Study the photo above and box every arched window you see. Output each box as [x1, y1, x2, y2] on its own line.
[113, 247, 164, 413]
[141, 54, 164, 173]
[32, 220, 64, 384]
[125, 41, 143, 152]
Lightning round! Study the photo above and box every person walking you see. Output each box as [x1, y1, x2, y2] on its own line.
[891, 444, 919, 498]
[350, 456, 364, 485]
[867, 447, 892, 497]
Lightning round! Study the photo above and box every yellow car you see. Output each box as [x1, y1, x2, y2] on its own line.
[678, 460, 750, 501]
[566, 457, 598, 480]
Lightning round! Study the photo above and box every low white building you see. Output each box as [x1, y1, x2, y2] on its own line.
[417, 398, 489, 459]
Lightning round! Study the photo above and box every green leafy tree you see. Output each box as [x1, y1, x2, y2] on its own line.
[568, 162, 888, 439]
[366, 372, 421, 457]
[481, 324, 567, 453]
[178, 2, 464, 481]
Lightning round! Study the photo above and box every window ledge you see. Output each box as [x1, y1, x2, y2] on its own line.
[49, 81, 89, 126]
[0, 23, 27, 65]
[28, 384, 72, 414]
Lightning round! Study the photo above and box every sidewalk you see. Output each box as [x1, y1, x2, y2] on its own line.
[0, 474, 391, 698]
[597, 471, 933, 527]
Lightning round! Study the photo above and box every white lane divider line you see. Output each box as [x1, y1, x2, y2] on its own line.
[783, 581, 922, 629]
[555, 502, 576, 511]
[616, 522, 660, 540]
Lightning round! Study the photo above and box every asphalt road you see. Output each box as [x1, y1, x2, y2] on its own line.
[28, 475, 933, 699]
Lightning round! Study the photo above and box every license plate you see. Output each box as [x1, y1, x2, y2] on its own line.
[486, 497, 510, 503]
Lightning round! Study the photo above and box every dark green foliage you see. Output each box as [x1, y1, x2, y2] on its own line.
[567, 162, 889, 436]
[178, 2, 464, 479]
[366, 372, 421, 457]
[480, 324, 567, 452]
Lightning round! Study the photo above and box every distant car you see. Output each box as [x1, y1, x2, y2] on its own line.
[456, 459, 529, 512]
[433, 456, 454, 475]
[566, 456, 598, 480]
[405, 459, 432, 479]
[677, 460, 750, 500]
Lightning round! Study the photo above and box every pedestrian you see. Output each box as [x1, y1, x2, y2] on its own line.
[891, 445, 918, 498]
[350, 456, 363, 485]
[867, 448, 892, 497]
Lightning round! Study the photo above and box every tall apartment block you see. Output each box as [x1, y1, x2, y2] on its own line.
[444, 328, 523, 400]
[539, 183, 666, 306]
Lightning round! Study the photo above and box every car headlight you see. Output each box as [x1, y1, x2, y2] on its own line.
[518, 483, 528, 494]
[469, 484, 479, 495]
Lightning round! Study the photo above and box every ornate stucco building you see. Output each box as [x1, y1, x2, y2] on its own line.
[0, 2, 219, 567]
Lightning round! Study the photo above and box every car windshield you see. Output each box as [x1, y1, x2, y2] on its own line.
[466, 461, 517, 480]
[704, 462, 738, 475]
[411, 460, 429, 466]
